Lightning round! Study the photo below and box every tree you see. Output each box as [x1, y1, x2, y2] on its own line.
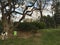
[33, 0, 48, 21]
[0, 0, 36, 38]
[0, 0, 52, 39]
[54, 2, 60, 26]
[52, 0, 60, 27]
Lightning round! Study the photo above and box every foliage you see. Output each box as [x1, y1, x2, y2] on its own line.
[53, 2, 60, 25]
[31, 21, 46, 29]
[43, 15, 55, 28]
[15, 21, 46, 32]
[0, 21, 3, 34]
[16, 22, 38, 32]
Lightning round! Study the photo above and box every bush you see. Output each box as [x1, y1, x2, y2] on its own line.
[31, 22, 46, 29]
[16, 22, 38, 32]
[15, 21, 46, 32]
[0, 21, 3, 34]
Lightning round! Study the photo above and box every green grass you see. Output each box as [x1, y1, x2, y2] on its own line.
[40, 29, 60, 45]
[0, 29, 60, 45]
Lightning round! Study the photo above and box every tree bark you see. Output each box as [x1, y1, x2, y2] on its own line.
[2, 14, 10, 38]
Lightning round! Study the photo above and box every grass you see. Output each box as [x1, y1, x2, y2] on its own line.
[40, 29, 60, 45]
[0, 29, 60, 45]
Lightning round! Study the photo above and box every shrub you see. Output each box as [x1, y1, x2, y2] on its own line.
[31, 22, 46, 29]
[16, 22, 38, 32]
[0, 22, 3, 34]
[15, 21, 46, 32]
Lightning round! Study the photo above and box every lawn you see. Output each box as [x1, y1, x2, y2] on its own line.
[0, 29, 60, 45]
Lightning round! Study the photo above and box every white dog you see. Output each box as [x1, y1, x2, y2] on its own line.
[1, 32, 8, 40]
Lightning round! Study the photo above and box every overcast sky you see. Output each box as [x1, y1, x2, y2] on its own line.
[0, 0, 53, 22]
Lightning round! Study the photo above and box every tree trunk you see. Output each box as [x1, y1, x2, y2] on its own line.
[2, 15, 10, 38]
[2, 15, 14, 38]
[39, 0, 43, 22]
[40, 10, 43, 21]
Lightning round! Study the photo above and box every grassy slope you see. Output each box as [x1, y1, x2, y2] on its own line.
[0, 29, 60, 45]
[40, 29, 60, 45]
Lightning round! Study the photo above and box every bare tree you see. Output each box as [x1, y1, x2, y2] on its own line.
[33, 0, 47, 21]
[0, 0, 36, 39]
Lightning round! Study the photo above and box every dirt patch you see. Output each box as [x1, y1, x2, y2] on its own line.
[17, 31, 42, 39]
[0, 31, 42, 39]
[17, 31, 33, 39]
[0, 35, 1, 39]
[35, 32, 41, 37]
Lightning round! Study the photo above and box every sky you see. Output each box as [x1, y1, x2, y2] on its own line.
[0, 0, 53, 22]
[43, 0, 53, 16]
[26, 0, 53, 16]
